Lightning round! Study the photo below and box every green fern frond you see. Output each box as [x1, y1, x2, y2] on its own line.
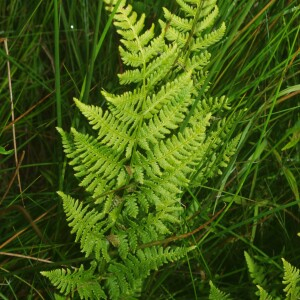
[163, 0, 224, 53]
[73, 99, 136, 158]
[282, 258, 300, 299]
[209, 280, 232, 300]
[256, 285, 273, 300]
[120, 22, 155, 53]
[197, 95, 230, 114]
[163, 7, 195, 32]
[43, 0, 239, 298]
[244, 251, 268, 296]
[194, 0, 218, 20]
[195, 5, 220, 35]
[119, 44, 179, 86]
[205, 132, 241, 177]
[119, 32, 165, 68]
[41, 262, 105, 300]
[201, 0, 218, 13]
[107, 246, 193, 299]
[191, 22, 226, 51]
[58, 192, 111, 262]
[57, 126, 127, 198]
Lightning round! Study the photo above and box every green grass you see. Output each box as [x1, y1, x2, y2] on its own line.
[0, 1, 299, 299]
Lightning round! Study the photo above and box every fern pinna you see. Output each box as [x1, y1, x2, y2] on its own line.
[42, 0, 239, 298]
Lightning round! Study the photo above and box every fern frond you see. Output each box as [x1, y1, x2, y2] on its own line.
[163, 4, 219, 36]
[163, 7, 194, 32]
[177, 50, 211, 73]
[256, 285, 273, 300]
[118, 43, 179, 86]
[197, 95, 231, 114]
[176, 0, 197, 17]
[195, 5, 219, 35]
[41, 262, 105, 300]
[138, 77, 193, 148]
[191, 22, 226, 51]
[120, 23, 155, 52]
[139, 113, 210, 179]
[204, 132, 241, 178]
[282, 258, 300, 299]
[119, 32, 165, 68]
[73, 98, 136, 158]
[198, 0, 218, 19]
[102, 88, 144, 124]
[107, 246, 193, 299]
[163, 0, 224, 54]
[58, 192, 111, 262]
[244, 251, 268, 295]
[114, 8, 146, 39]
[209, 280, 232, 300]
[142, 71, 193, 119]
[45, 0, 238, 298]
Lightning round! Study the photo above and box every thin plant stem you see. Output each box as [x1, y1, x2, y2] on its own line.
[54, 0, 63, 190]
[80, 0, 123, 102]
[1, 38, 24, 206]
[81, 1, 103, 104]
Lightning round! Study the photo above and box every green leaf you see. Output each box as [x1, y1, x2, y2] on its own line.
[0, 146, 14, 155]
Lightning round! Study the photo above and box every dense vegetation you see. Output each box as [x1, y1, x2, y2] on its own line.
[0, 1, 299, 299]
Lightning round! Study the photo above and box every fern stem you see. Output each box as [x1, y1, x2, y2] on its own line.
[138, 205, 226, 249]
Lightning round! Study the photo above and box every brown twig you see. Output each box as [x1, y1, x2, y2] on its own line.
[0, 205, 44, 241]
[0, 205, 57, 250]
[0, 251, 53, 264]
[3, 92, 54, 131]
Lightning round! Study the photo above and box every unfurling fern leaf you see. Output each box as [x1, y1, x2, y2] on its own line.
[41, 0, 238, 298]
